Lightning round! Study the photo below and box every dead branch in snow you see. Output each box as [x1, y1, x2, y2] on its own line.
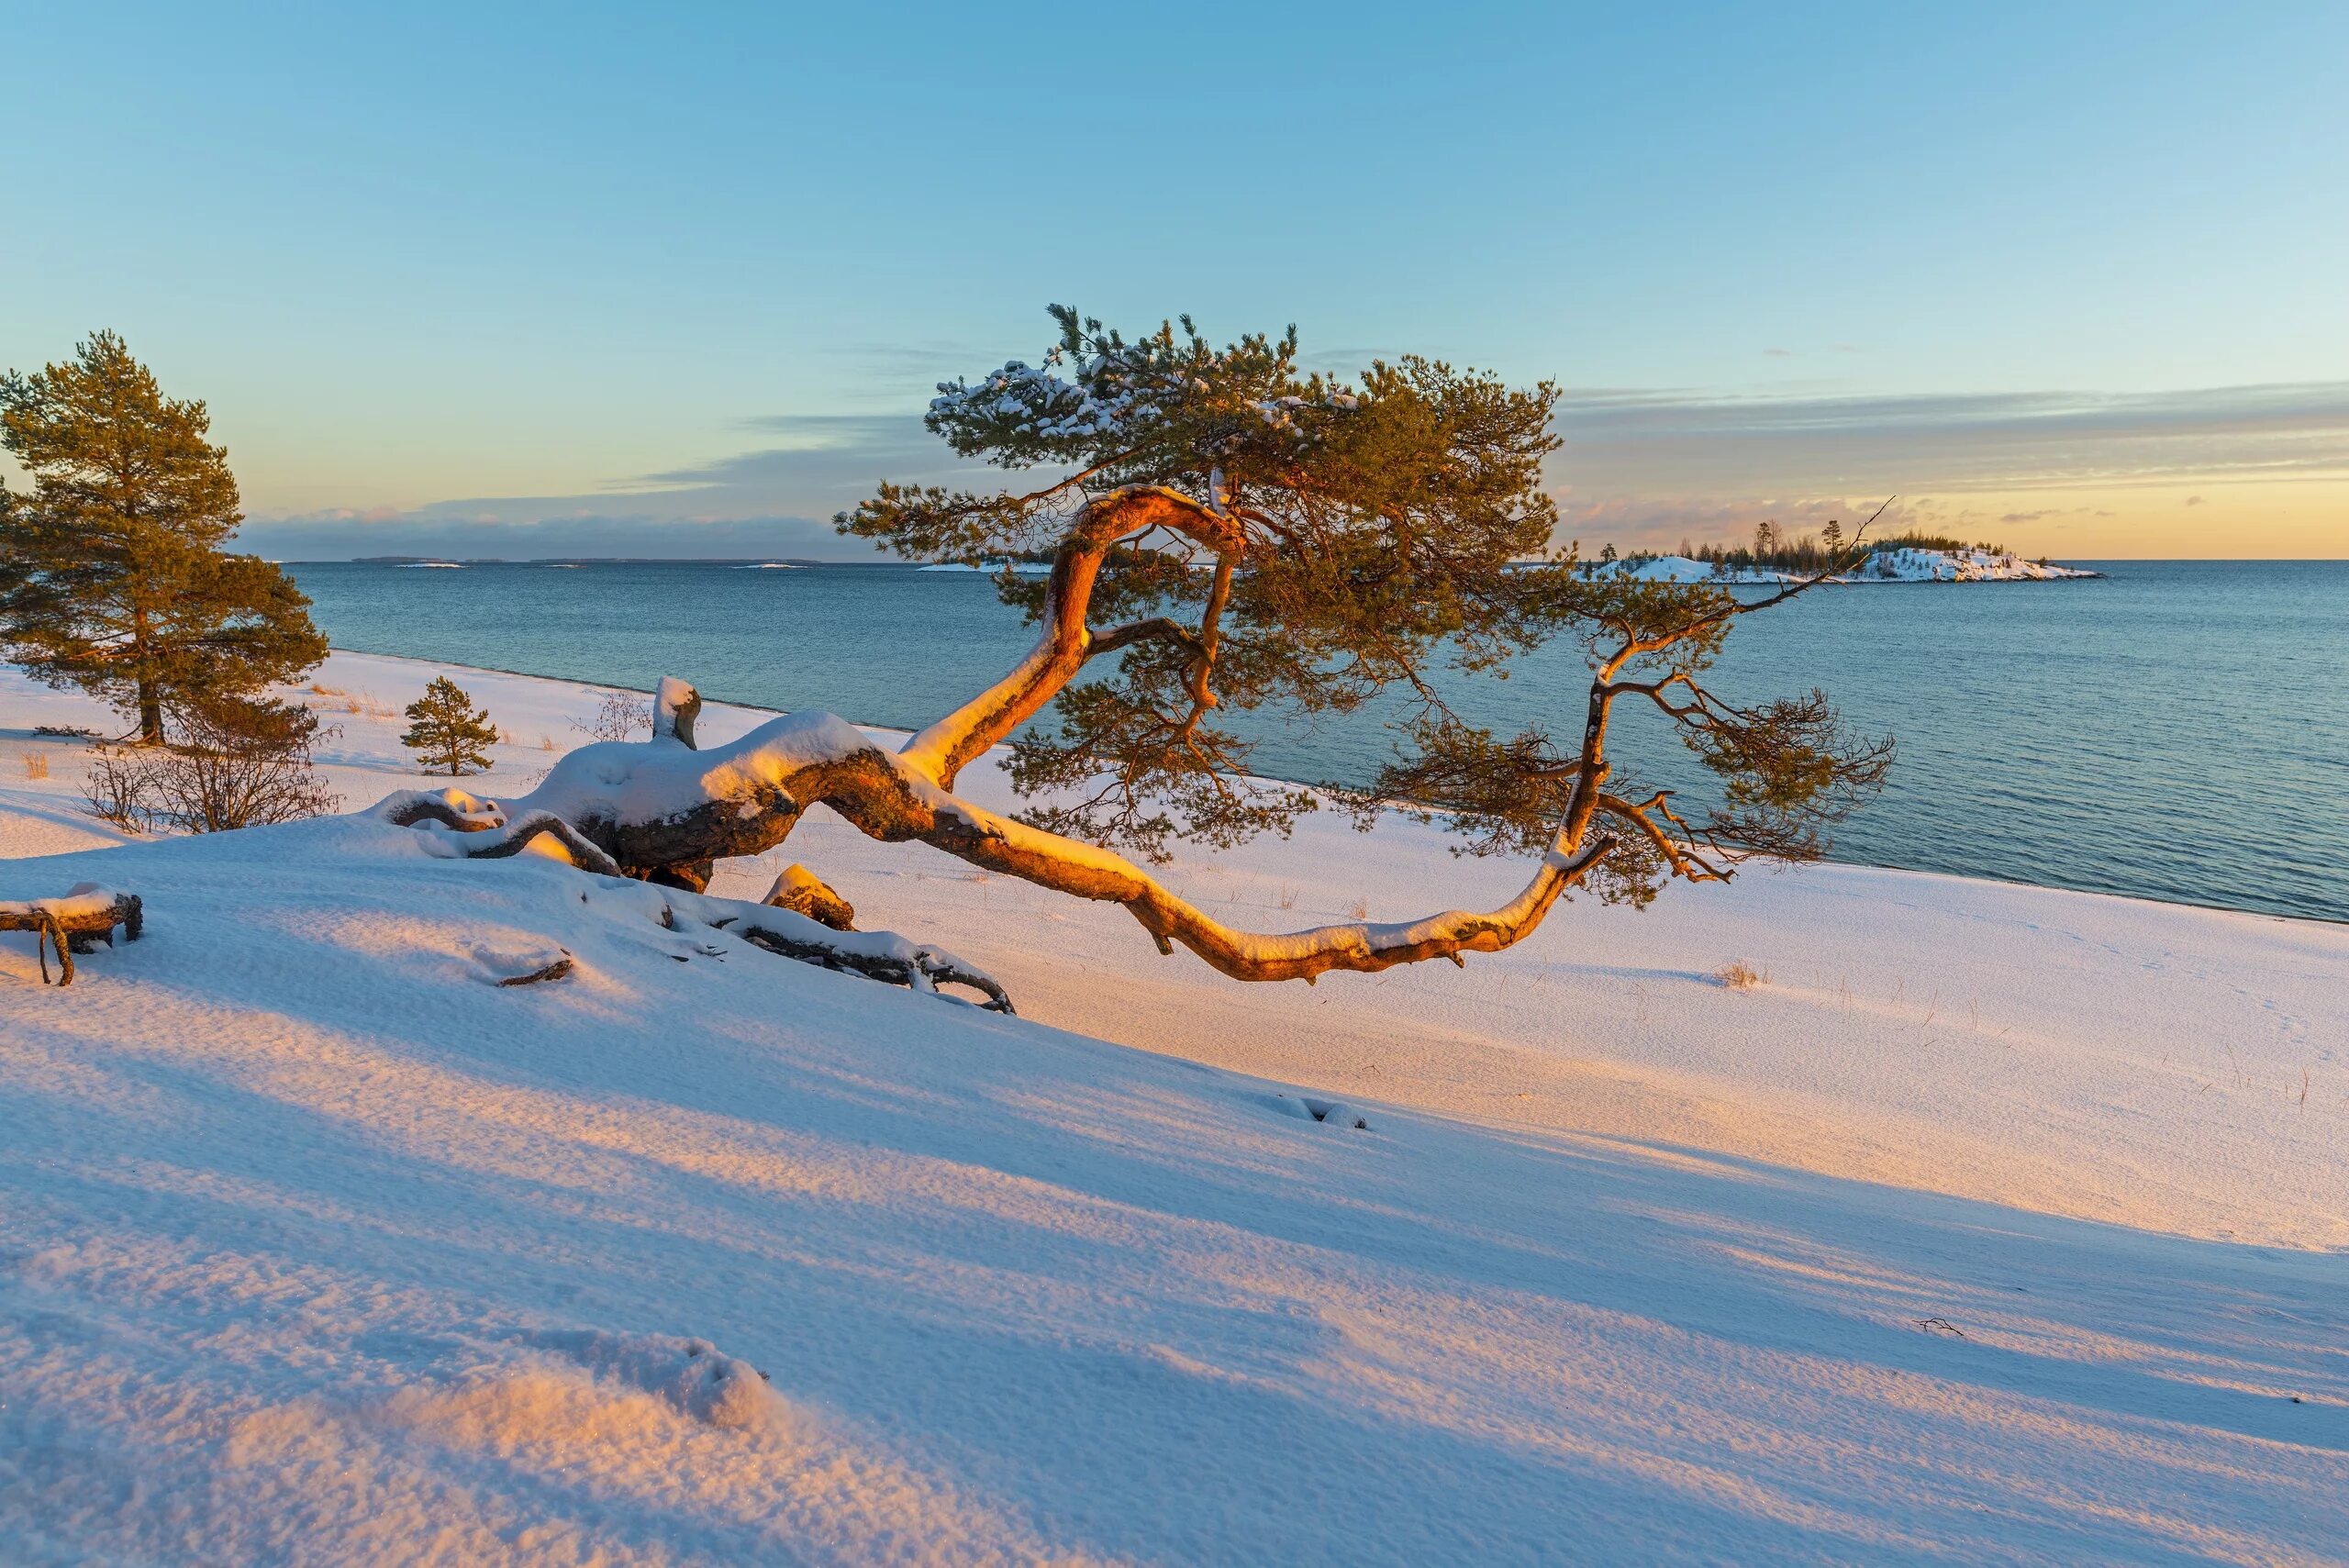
[2, 884, 143, 985]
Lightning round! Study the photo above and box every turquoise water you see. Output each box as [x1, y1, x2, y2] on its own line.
[285, 560, 2349, 923]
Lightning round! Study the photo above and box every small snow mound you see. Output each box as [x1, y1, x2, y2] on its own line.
[1275, 1094, 1371, 1130]
[466, 940, 574, 986]
[519, 1329, 787, 1430]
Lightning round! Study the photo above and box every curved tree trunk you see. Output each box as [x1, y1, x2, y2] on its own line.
[896, 487, 1245, 789]
[401, 710, 1612, 985]
[373, 485, 1624, 986]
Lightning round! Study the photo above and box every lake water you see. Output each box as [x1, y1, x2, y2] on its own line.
[285, 560, 2349, 924]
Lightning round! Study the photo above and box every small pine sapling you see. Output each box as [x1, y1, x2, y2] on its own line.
[401, 677, 497, 776]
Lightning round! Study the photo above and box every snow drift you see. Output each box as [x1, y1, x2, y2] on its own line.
[2, 653, 2343, 1565]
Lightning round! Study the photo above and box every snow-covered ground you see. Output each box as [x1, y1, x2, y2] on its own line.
[1598, 549, 2098, 584]
[3, 652, 2343, 1565]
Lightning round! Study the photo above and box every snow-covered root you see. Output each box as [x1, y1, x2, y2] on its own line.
[367, 786, 1009, 1011]
[371, 786, 505, 831]
[1, 882, 144, 986]
[761, 864, 856, 931]
[662, 885, 1014, 1013]
[371, 789, 624, 878]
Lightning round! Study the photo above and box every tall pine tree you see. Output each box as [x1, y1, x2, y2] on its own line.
[0, 331, 327, 742]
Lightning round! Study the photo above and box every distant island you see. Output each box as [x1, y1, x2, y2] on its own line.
[1592, 546, 2098, 584]
[1579, 528, 2099, 584]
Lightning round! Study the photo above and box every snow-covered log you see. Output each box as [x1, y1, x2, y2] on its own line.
[1, 882, 143, 985]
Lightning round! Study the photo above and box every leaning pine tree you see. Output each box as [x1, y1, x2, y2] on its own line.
[401, 677, 496, 776]
[373, 307, 1891, 1006]
[0, 331, 328, 742]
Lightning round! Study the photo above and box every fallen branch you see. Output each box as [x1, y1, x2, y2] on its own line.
[1, 884, 144, 986]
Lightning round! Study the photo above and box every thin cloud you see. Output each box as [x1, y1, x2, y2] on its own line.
[246, 379, 2349, 560]
[1548, 380, 2349, 494]
[242, 415, 996, 560]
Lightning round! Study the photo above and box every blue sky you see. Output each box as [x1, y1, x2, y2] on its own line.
[7, 1, 2346, 557]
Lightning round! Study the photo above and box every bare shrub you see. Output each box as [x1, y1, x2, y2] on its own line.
[573, 691, 652, 743]
[82, 702, 341, 834]
[1716, 961, 1766, 991]
[19, 750, 50, 781]
[83, 750, 161, 833]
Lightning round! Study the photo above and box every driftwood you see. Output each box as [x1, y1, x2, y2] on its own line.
[1, 884, 143, 986]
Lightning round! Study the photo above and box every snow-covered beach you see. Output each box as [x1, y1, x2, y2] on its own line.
[4, 651, 2343, 1564]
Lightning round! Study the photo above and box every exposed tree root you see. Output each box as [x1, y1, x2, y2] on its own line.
[762, 865, 857, 931]
[373, 784, 1013, 1011]
[667, 886, 1013, 1013]
[496, 952, 575, 986]
[373, 790, 624, 876]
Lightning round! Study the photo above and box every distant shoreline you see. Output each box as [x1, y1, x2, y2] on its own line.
[301, 555, 2110, 579]
[333, 555, 857, 567]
